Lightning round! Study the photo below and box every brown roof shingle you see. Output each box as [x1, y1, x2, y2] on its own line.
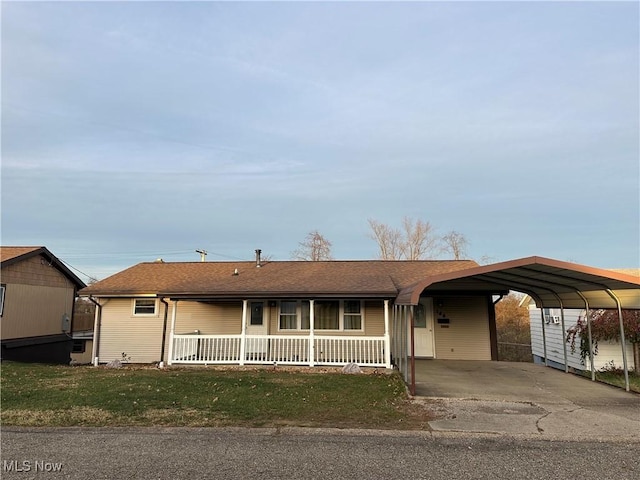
[0, 246, 44, 264]
[0, 246, 86, 289]
[80, 260, 479, 298]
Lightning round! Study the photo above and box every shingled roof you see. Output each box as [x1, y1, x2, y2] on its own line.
[80, 260, 480, 299]
[0, 246, 86, 289]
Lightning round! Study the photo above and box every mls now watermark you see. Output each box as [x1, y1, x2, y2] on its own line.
[3, 460, 63, 473]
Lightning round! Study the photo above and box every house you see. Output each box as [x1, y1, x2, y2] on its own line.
[1, 246, 86, 364]
[70, 297, 96, 364]
[80, 254, 501, 368]
[80, 254, 640, 392]
[526, 270, 640, 374]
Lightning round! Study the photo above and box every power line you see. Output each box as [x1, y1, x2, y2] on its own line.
[59, 259, 98, 282]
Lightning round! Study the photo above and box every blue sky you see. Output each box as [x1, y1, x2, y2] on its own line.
[2, 1, 638, 282]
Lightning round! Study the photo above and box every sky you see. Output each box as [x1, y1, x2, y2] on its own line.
[2, 1, 639, 283]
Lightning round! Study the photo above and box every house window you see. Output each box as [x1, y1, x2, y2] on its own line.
[278, 300, 363, 331]
[72, 339, 86, 354]
[133, 298, 157, 316]
[0, 284, 5, 317]
[343, 300, 362, 330]
[279, 301, 298, 330]
[315, 301, 339, 330]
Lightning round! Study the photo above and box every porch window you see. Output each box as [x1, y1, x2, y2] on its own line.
[133, 298, 157, 316]
[315, 301, 339, 330]
[279, 301, 298, 329]
[343, 300, 362, 330]
[301, 302, 311, 330]
[279, 301, 311, 330]
[278, 300, 364, 331]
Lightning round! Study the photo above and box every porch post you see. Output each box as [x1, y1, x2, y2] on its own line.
[239, 300, 248, 366]
[309, 300, 315, 366]
[167, 300, 178, 366]
[383, 299, 391, 369]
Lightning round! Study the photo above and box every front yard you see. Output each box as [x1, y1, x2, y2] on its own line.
[0, 362, 435, 429]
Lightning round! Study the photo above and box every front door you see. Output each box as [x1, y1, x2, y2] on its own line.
[413, 298, 434, 358]
[246, 301, 268, 355]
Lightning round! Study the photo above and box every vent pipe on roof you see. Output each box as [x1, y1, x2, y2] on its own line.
[255, 249, 262, 268]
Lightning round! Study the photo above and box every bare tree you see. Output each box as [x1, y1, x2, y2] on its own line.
[368, 219, 403, 260]
[368, 217, 442, 260]
[442, 230, 469, 260]
[292, 230, 333, 261]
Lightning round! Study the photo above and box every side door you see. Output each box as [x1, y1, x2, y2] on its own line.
[413, 298, 435, 358]
[246, 301, 268, 356]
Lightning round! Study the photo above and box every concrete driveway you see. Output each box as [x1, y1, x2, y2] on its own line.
[413, 360, 640, 440]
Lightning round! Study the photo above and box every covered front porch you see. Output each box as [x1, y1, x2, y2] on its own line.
[166, 298, 393, 368]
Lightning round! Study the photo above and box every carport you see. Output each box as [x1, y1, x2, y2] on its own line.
[392, 256, 640, 393]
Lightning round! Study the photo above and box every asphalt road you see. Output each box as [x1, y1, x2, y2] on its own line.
[2, 427, 638, 480]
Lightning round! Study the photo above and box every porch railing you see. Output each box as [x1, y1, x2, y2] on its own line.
[171, 334, 387, 367]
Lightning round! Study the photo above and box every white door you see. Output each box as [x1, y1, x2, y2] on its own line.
[413, 298, 434, 358]
[246, 301, 268, 355]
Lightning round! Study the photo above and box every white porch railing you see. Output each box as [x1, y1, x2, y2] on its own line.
[171, 334, 387, 367]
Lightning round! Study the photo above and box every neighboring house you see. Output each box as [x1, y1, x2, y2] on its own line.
[81, 255, 500, 368]
[1, 246, 86, 364]
[70, 298, 96, 364]
[526, 268, 639, 373]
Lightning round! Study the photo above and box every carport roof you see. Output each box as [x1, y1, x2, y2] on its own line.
[395, 256, 640, 309]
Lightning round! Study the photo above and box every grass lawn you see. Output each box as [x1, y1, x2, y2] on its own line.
[1, 362, 435, 429]
[592, 370, 640, 393]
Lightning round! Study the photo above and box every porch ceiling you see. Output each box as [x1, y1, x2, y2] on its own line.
[395, 256, 640, 309]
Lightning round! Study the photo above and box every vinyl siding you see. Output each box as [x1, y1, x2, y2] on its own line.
[71, 340, 94, 364]
[174, 301, 242, 335]
[529, 306, 635, 371]
[1, 255, 76, 340]
[98, 299, 388, 363]
[1, 283, 75, 340]
[1, 255, 75, 288]
[434, 296, 491, 360]
[99, 298, 166, 364]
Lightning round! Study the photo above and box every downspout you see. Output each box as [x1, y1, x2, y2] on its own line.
[159, 298, 169, 368]
[88, 296, 102, 366]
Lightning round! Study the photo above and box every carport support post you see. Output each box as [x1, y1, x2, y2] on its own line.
[403, 306, 409, 383]
[540, 308, 548, 367]
[606, 289, 630, 392]
[548, 293, 569, 374]
[384, 300, 391, 369]
[167, 300, 178, 366]
[574, 291, 595, 382]
[409, 305, 416, 396]
[239, 300, 248, 366]
[560, 306, 569, 373]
